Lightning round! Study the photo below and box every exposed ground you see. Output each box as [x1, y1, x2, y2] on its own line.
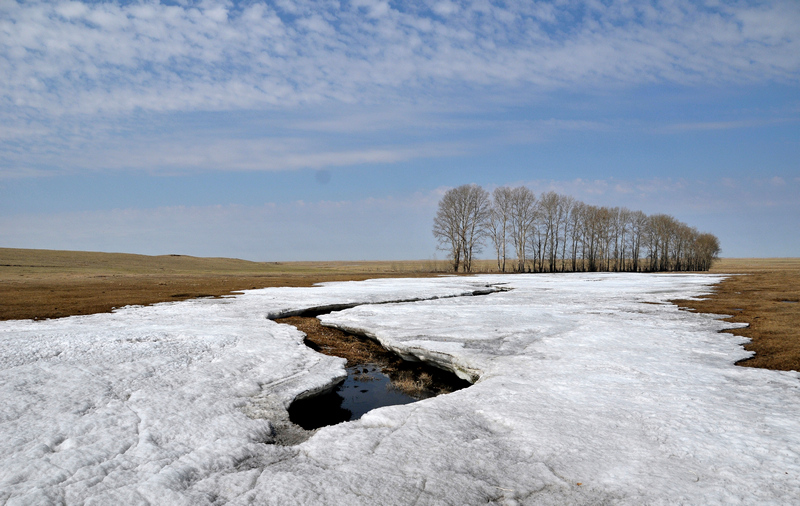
[1, 248, 798, 372]
[275, 316, 391, 367]
[675, 258, 800, 371]
[274, 316, 464, 397]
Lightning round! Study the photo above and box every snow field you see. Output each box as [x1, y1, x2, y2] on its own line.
[1, 274, 799, 504]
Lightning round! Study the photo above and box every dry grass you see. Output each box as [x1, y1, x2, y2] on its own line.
[0, 248, 447, 321]
[674, 258, 800, 371]
[387, 370, 443, 397]
[274, 316, 391, 367]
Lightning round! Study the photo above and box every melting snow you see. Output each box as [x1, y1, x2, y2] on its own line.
[1, 274, 798, 504]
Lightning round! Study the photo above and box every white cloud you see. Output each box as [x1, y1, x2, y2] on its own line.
[432, 1, 459, 17]
[1, 0, 799, 118]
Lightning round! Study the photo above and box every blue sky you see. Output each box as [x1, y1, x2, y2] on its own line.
[1, 0, 798, 260]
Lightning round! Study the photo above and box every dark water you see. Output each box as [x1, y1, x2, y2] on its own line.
[288, 364, 421, 430]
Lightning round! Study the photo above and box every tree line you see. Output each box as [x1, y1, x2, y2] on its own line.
[433, 184, 721, 273]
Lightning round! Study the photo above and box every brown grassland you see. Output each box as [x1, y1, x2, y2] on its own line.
[677, 258, 800, 372]
[0, 248, 445, 321]
[1, 248, 798, 372]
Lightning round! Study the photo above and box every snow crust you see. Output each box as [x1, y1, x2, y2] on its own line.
[2, 274, 799, 504]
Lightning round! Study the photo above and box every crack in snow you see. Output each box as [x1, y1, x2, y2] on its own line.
[265, 284, 507, 320]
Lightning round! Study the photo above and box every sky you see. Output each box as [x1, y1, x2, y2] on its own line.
[1, 0, 798, 261]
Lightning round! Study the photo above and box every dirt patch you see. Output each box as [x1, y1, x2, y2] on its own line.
[275, 316, 466, 397]
[276, 316, 390, 367]
[673, 258, 800, 371]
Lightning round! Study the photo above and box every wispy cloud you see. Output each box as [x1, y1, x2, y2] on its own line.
[3, 0, 799, 117]
[2, 1, 799, 179]
[0, 127, 468, 177]
[519, 175, 800, 213]
[661, 118, 796, 133]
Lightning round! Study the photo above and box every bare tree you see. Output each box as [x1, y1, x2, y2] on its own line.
[582, 205, 603, 272]
[488, 187, 513, 272]
[508, 186, 537, 272]
[648, 214, 678, 271]
[616, 208, 631, 272]
[432, 184, 491, 273]
[433, 189, 463, 272]
[694, 233, 721, 271]
[538, 191, 559, 272]
[436, 183, 720, 273]
[629, 210, 647, 272]
[557, 194, 574, 272]
[462, 185, 492, 272]
[568, 201, 585, 271]
[605, 207, 621, 272]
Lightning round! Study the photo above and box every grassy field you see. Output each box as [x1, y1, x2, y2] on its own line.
[1, 248, 798, 372]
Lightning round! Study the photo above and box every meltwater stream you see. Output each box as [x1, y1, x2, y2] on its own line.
[289, 364, 419, 430]
[271, 286, 513, 431]
[277, 315, 471, 431]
